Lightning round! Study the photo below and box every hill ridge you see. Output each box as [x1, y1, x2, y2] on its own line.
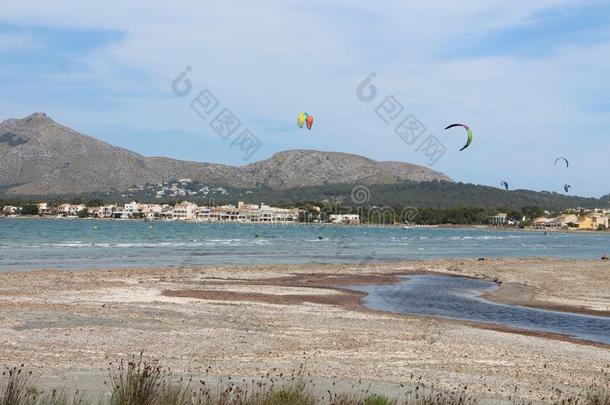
[0, 113, 452, 195]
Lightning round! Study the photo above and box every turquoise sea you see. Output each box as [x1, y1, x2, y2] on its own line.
[0, 218, 609, 272]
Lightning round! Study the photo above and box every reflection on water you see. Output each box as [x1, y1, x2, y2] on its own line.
[350, 275, 610, 345]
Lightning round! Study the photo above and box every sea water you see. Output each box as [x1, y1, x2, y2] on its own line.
[351, 275, 610, 344]
[0, 218, 609, 272]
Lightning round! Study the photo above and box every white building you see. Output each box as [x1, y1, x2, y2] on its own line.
[2, 206, 20, 216]
[173, 201, 197, 220]
[249, 203, 299, 223]
[56, 204, 86, 216]
[37, 202, 49, 214]
[91, 204, 117, 218]
[532, 217, 561, 229]
[490, 213, 508, 225]
[123, 201, 140, 218]
[329, 214, 360, 225]
[139, 204, 163, 220]
[195, 206, 211, 221]
[33, 200, 303, 223]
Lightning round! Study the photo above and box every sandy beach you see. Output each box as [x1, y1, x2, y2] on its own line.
[0, 258, 609, 402]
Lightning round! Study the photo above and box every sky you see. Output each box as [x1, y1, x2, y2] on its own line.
[0, 1, 609, 197]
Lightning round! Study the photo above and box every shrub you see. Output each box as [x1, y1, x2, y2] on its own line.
[256, 380, 315, 405]
[108, 353, 164, 405]
[20, 205, 39, 216]
[0, 366, 36, 405]
[363, 394, 396, 405]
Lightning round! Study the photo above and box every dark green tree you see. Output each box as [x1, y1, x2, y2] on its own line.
[21, 205, 39, 216]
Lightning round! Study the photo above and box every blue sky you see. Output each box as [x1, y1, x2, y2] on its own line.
[0, 1, 608, 197]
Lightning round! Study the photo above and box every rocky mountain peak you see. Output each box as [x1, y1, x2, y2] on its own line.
[21, 112, 55, 126]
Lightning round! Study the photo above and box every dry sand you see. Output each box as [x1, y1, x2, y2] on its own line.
[0, 258, 609, 402]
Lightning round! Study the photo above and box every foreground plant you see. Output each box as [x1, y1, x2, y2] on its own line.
[107, 353, 167, 405]
[0, 366, 37, 405]
[2, 356, 609, 404]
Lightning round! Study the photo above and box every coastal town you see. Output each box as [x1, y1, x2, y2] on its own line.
[2, 200, 609, 230]
[489, 210, 610, 231]
[2, 201, 306, 223]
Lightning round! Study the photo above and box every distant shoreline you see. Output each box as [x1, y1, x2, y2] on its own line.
[2, 215, 609, 234]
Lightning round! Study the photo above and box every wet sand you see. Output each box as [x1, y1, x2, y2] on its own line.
[0, 258, 609, 402]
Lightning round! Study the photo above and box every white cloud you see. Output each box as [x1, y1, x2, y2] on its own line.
[0, 1, 608, 196]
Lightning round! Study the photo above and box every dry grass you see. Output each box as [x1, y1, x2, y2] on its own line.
[1, 357, 609, 404]
[0, 366, 37, 405]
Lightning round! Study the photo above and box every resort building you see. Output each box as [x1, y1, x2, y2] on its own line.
[489, 213, 508, 225]
[37, 202, 50, 214]
[56, 204, 87, 216]
[195, 206, 211, 221]
[578, 213, 609, 230]
[173, 201, 197, 221]
[555, 214, 579, 227]
[90, 204, 118, 218]
[532, 217, 558, 229]
[123, 201, 140, 218]
[139, 204, 164, 220]
[191, 202, 300, 223]
[257, 204, 300, 223]
[329, 214, 361, 225]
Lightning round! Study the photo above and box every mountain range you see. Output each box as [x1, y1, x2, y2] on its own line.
[0, 113, 451, 196]
[1, 113, 608, 210]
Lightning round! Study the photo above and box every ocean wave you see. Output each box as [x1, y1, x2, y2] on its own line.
[445, 234, 534, 241]
[20, 240, 272, 249]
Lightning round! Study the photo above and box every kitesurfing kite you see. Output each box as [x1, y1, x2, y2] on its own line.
[297, 112, 307, 128]
[554, 157, 569, 168]
[306, 114, 314, 130]
[444, 123, 472, 151]
[501, 181, 509, 191]
[564, 184, 571, 193]
[297, 112, 314, 130]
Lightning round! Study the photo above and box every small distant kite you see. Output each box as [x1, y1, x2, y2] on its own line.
[501, 181, 509, 191]
[554, 157, 569, 168]
[444, 123, 472, 151]
[297, 112, 314, 130]
[564, 184, 571, 193]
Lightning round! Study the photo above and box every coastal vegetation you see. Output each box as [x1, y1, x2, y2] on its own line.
[1, 180, 609, 214]
[0, 356, 608, 405]
[258, 181, 607, 211]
